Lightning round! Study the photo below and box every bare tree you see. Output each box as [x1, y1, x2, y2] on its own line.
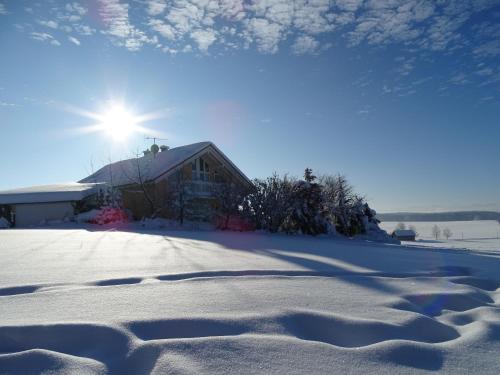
[431, 224, 441, 240]
[396, 222, 406, 231]
[168, 169, 191, 225]
[119, 151, 163, 218]
[243, 173, 295, 232]
[319, 174, 357, 235]
[131, 153, 157, 215]
[443, 227, 452, 240]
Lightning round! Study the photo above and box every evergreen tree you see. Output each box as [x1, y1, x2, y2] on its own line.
[282, 168, 327, 235]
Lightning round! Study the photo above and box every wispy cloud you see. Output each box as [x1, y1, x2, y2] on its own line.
[68, 36, 81, 45]
[38, 20, 58, 29]
[0, 3, 8, 15]
[0, 101, 17, 107]
[97, 0, 156, 51]
[449, 72, 468, 85]
[30, 32, 61, 46]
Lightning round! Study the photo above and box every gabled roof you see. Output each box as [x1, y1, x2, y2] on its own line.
[0, 183, 103, 204]
[79, 141, 251, 187]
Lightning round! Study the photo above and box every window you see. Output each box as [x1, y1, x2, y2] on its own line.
[193, 157, 210, 181]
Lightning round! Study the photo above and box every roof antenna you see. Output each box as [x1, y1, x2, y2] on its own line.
[144, 136, 168, 158]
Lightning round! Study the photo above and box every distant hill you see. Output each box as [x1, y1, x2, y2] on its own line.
[377, 211, 500, 222]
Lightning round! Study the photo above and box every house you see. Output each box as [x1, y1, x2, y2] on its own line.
[0, 183, 104, 227]
[79, 141, 252, 221]
[0, 142, 251, 227]
[392, 229, 416, 241]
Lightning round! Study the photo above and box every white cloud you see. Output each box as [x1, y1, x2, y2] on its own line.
[244, 18, 284, 54]
[0, 3, 7, 15]
[474, 40, 500, 57]
[292, 35, 319, 55]
[149, 19, 176, 40]
[98, 0, 155, 51]
[480, 96, 494, 101]
[68, 36, 81, 45]
[190, 28, 217, 52]
[396, 56, 416, 76]
[146, 0, 167, 16]
[335, 0, 364, 12]
[476, 67, 493, 76]
[13, 0, 500, 60]
[292, 0, 335, 34]
[98, 0, 134, 38]
[166, 1, 205, 34]
[31, 32, 62, 46]
[74, 25, 96, 36]
[449, 72, 468, 85]
[38, 20, 58, 29]
[0, 101, 16, 107]
[65, 2, 87, 16]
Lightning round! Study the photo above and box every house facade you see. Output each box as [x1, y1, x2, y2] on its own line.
[79, 141, 252, 221]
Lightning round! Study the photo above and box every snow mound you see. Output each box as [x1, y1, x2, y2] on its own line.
[357, 219, 399, 243]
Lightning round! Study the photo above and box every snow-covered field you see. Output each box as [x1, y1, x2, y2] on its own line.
[381, 220, 500, 252]
[1, 227, 500, 374]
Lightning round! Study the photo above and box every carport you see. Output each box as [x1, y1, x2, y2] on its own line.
[0, 183, 104, 227]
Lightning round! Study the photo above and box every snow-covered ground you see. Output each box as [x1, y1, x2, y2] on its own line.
[381, 220, 500, 252]
[1, 227, 500, 374]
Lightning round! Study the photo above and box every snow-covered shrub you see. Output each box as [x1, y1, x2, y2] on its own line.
[75, 209, 101, 223]
[96, 185, 122, 208]
[0, 217, 10, 229]
[280, 169, 329, 235]
[243, 173, 296, 232]
[214, 178, 251, 230]
[242, 170, 391, 239]
[91, 207, 129, 225]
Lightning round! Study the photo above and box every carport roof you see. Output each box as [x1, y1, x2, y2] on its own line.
[0, 183, 104, 205]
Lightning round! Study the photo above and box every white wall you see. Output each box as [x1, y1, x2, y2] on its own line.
[14, 202, 74, 227]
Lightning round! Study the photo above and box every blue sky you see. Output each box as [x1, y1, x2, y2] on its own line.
[0, 0, 499, 212]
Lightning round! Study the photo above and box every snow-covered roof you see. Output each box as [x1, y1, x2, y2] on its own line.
[393, 229, 416, 237]
[79, 141, 251, 187]
[0, 183, 103, 204]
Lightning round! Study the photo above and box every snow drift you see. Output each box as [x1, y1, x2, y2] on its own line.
[0, 229, 499, 374]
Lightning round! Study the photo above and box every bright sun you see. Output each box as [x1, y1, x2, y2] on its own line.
[67, 99, 168, 142]
[99, 105, 138, 142]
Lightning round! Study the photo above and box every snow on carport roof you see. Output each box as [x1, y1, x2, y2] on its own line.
[79, 141, 251, 187]
[0, 182, 103, 204]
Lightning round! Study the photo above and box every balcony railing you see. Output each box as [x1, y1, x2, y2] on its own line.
[187, 180, 222, 196]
